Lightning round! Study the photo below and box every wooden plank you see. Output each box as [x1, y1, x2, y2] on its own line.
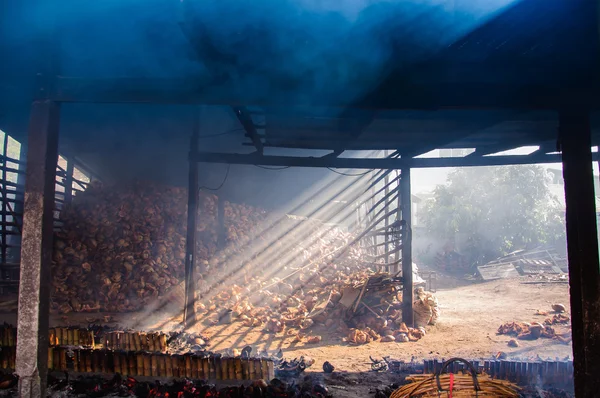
[477, 263, 519, 280]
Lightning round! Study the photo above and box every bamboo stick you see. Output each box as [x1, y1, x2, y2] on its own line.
[73, 350, 80, 373]
[202, 357, 210, 380]
[151, 354, 158, 376]
[191, 355, 199, 379]
[241, 359, 249, 380]
[47, 347, 54, 370]
[234, 358, 243, 380]
[136, 354, 145, 377]
[86, 350, 93, 373]
[129, 353, 136, 376]
[248, 358, 255, 380]
[133, 332, 140, 351]
[143, 354, 151, 377]
[188, 355, 196, 378]
[261, 360, 269, 381]
[165, 354, 173, 378]
[215, 357, 222, 380]
[228, 358, 235, 380]
[113, 351, 121, 374]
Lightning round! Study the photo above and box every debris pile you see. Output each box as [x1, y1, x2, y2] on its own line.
[498, 322, 556, 340]
[51, 182, 268, 313]
[499, 305, 571, 344]
[199, 268, 439, 345]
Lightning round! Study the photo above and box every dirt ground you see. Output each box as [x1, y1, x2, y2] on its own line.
[0, 276, 573, 397]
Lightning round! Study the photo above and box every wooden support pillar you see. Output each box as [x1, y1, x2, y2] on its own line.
[560, 109, 600, 398]
[183, 125, 199, 328]
[16, 100, 60, 398]
[400, 167, 414, 326]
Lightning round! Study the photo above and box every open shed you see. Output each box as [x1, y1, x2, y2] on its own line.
[1, 0, 600, 396]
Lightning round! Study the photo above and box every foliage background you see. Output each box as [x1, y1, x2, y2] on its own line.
[420, 165, 566, 268]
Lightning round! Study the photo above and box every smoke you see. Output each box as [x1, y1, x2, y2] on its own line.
[4, 0, 518, 100]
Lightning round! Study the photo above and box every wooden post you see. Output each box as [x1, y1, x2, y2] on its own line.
[400, 167, 413, 326]
[16, 100, 60, 398]
[559, 109, 600, 398]
[183, 122, 199, 328]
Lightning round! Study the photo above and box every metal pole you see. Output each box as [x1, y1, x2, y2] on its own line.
[16, 100, 60, 398]
[183, 119, 199, 328]
[384, 151, 390, 269]
[560, 109, 600, 398]
[64, 157, 74, 205]
[400, 167, 414, 326]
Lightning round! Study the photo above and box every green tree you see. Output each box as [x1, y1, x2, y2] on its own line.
[421, 165, 565, 267]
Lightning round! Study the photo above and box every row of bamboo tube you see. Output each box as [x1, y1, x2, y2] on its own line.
[49, 328, 95, 347]
[102, 331, 169, 352]
[47, 348, 275, 381]
[1, 327, 170, 353]
[0, 327, 95, 348]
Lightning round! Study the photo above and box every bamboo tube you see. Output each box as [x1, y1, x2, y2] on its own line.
[66, 329, 73, 346]
[267, 360, 275, 381]
[202, 357, 210, 380]
[53, 348, 60, 372]
[138, 333, 146, 351]
[255, 359, 263, 379]
[45, 347, 53, 370]
[165, 354, 173, 378]
[220, 357, 229, 380]
[233, 358, 243, 380]
[127, 353, 135, 376]
[8, 348, 15, 370]
[86, 350, 93, 373]
[151, 354, 158, 377]
[121, 352, 129, 375]
[136, 353, 144, 377]
[143, 354, 151, 377]
[228, 358, 235, 380]
[48, 329, 56, 347]
[132, 332, 140, 351]
[184, 355, 192, 378]
[59, 348, 67, 371]
[215, 357, 222, 380]
[148, 333, 156, 352]
[158, 334, 167, 353]
[0, 327, 4, 346]
[91, 350, 99, 373]
[157, 354, 166, 377]
[73, 329, 80, 347]
[248, 358, 255, 380]
[1, 347, 9, 369]
[209, 357, 216, 380]
[191, 355, 199, 379]
[170, 356, 178, 378]
[241, 359, 249, 380]
[261, 360, 269, 381]
[114, 351, 121, 374]
[73, 350, 80, 373]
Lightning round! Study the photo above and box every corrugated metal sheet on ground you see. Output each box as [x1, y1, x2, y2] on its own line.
[517, 259, 563, 275]
[477, 263, 519, 280]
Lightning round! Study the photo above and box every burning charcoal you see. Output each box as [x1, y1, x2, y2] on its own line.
[323, 361, 335, 373]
